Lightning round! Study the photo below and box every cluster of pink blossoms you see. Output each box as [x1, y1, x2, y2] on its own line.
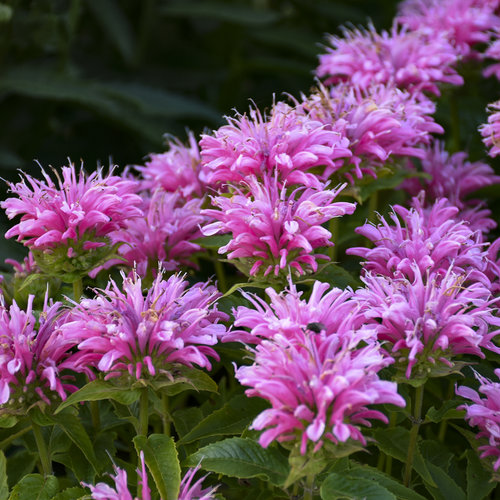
[480, 100, 500, 158]
[233, 282, 405, 454]
[64, 271, 228, 380]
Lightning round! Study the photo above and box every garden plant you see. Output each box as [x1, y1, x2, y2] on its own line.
[1, 0, 500, 499]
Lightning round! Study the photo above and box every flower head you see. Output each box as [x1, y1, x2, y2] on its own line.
[136, 131, 205, 200]
[202, 175, 356, 278]
[199, 101, 351, 188]
[64, 271, 228, 380]
[316, 22, 463, 97]
[236, 327, 404, 454]
[117, 190, 207, 277]
[302, 83, 442, 180]
[179, 465, 219, 500]
[397, 0, 500, 59]
[480, 100, 500, 158]
[356, 266, 500, 379]
[0, 295, 92, 412]
[1, 163, 143, 279]
[457, 369, 500, 471]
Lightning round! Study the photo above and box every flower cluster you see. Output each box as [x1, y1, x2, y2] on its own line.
[202, 176, 356, 277]
[457, 370, 500, 471]
[234, 282, 404, 454]
[480, 99, 500, 158]
[64, 271, 228, 380]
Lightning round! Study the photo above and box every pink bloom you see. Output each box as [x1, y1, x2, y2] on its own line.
[83, 451, 150, 500]
[202, 175, 356, 277]
[179, 465, 219, 500]
[347, 197, 488, 282]
[302, 83, 442, 180]
[457, 369, 500, 471]
[199, 101, 351, 188]
[397, 0, 500, 59]
[117, 190, 207, 277]
[236, 327, 404, 454]
[316, 22, 463, 97]
[356, 266, 500, 379]
[136, 131, 205, 200]
[402, 141, 500, 212]
[483, 28, 500, 79]
[228, 280, 365, 344]
[480, 99, 500, 157]
[0, 295, 92, 409]
[64, 271, 228, 379]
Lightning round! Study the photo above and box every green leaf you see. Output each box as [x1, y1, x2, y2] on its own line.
[320, 472, 397, 500]
[347, 465, 428, 500]
[425, 400, 465, 424]
[295, 262, 360, 289]
[134, 434, 181, 500]
[50, 410, 100, 473]
[466, 450, 495, 500]
[222, 281, 269, 298]
[0, 415, 17, 429]
[372, 428, 436, 487]
[0, 451, 8, 500]
[161, 2, 280, 25]
[185, 437, 290, 486]
[172, 408, 204, 440]
[55, 380, 141, 414]
[192, 234, 232, 249]
[54, 444, 94, 484]
[51, 488, 87, 500]
[86, 0, 136, 65]
[5, 451, 36, 489]
[8, 474, 58, 500]
[149, 367, 218, 396]
[424, 462, 466, 500]
[179, 394, 268, 444]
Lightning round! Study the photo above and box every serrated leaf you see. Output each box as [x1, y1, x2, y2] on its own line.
[0, 451, 8, 500]
[53, 444, 94, 484]
[185, 437, 290, 486]
[51, 487, 87, 500]
[425, 400, 465, 423]
[372, 428, 436, 487]
[8, 474, 58, 500]
[134, 434, 181, 500]
[347, 465, 428, 500]
[150, 367, 218, 396]
[179, 394, 268, 444]
[161, 2, 280, 25]
[424, 462, 466, 500]
[5, 451, 36, 489]
[55, 380, 141, 414]
[320, 472, 397, 500]
[466, 449, 495, 500]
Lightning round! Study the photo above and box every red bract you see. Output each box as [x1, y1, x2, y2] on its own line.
[202, 175, 356, 277]
[64, 272, 228, 379]
[457, 369, 500, 471]
[356, 266, 500, 378]
[236, 328, 404, 454]
[0, 295, 92, 410]
[302, 83, 442, 180]
[199, 102, 351, 188]
[316, 22, 463, 97]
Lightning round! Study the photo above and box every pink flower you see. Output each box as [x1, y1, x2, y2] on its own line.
[457, 369, 500, 471]
[235, 327, 404, 454]
[202, 175, 356, 277]
[483, 28, 500, 79]
[347, 196, 488, 282]
[228, 280, 365, 344]
[179, 465, 219, 500]
[302, 83, 442, 180]
[316, 22, 463, 97]
[402, 141, 500, 209]
[117, 190, 207, 277]
[64, 271, 228, 379]
[83, 451, 150, 500]
[1, 162, 143, 278]
[480, 99, 500, 157]
[199, 101, 351, 188]
[0, 295, 92, 410]
[136, 131, 205, 200]
[397, 0, 500, 59]
[356, 266, 500, 379]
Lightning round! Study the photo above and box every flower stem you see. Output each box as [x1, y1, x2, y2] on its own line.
[162, 393, 170, 436]
[31, 420, 51, 476]
[0, 423, 31, 449]
[90, 400, 100, 435]
[304, 474, 315, 500]
[403, 384, 425, 487]
[213, 252, 227, 293]
[138, 389, 149, 436]
[328, 218, 339, 262]
[73, 278, 83, 301]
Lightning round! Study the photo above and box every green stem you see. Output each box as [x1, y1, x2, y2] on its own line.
[403, 384, 425, 487]
[73, 278, 83, 301]
[213, 253, 227, 293]
[0, 423, 31, 449]
[138, 389, 149, 436]
[328, 218, 339, 262]
[31, 420, 51, 476]
[367, 190, 379, 222]
[162, 393, 170, 436]
[304, 474, 315, 500]
[384, 412, 397, 476]
[438, 380, 455, 442]
[90, 400, 100, 435]
[376, 451, 385, 471]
